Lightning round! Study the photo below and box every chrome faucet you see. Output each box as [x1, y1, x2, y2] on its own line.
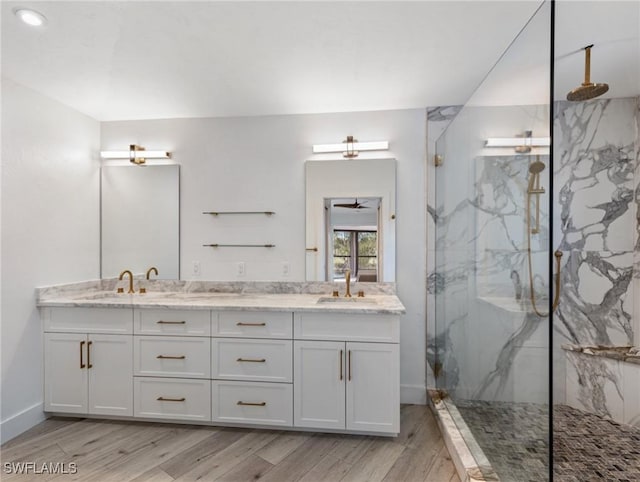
[345, 269, 352, 298]
[118, 270, 135, 294]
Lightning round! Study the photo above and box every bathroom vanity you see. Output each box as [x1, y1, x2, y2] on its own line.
[38, 283, 404, 436]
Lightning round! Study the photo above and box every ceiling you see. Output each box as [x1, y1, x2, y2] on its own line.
[1, 1, 543, 121]
[2, 2, 637, 122]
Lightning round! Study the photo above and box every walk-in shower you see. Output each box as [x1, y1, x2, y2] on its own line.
[428, 1, 640, 481]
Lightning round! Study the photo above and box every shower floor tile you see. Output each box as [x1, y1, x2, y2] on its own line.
[455, 401, 640, 482]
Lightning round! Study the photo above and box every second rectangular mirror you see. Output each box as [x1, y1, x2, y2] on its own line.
[305, 159, 396, 282]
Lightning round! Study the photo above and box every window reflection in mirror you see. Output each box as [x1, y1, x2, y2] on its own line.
[326, 197, 380, 282]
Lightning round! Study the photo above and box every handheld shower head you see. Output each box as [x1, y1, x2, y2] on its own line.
[529, 160, 546, 175]
[527, 159, 546, 194]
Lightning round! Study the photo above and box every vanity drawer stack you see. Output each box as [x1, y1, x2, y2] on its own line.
[133, 309, 212, 421]
[211, 311, 294, 427]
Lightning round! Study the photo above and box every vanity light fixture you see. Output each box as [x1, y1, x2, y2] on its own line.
[313, 137, 389, 158]
[100, 145, 172, 165]
[485, 136, 550, 151]
[14, 8, 47, 27]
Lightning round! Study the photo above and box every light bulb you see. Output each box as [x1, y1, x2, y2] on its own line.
[14, 8, 47, 27]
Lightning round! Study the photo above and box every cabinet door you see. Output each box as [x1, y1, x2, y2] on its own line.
[346, 342, 399, 434]
[294, 341, 345, 430]
[88, 334, 133, 416]
[44, 333, 88, 413]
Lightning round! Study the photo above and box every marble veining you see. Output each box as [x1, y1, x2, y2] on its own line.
[429, 97, 639, 412]
[37, 279, 397, 297]
[550, 97, 640, 431]
[36, 280, 405, 314]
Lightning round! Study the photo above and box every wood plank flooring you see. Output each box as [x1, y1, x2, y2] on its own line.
[1, 405, 460, 482]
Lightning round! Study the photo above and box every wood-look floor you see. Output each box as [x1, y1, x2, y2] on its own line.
[1, 405, 460, 482]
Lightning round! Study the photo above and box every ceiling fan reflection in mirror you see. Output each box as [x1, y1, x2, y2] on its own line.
[333, 199, 371, 209]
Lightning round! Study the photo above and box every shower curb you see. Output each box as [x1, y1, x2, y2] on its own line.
[427, 390, 500, 482]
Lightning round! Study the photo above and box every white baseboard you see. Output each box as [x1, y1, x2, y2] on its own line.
[400, 384, 427, 405]
[1, 402, 46, 444]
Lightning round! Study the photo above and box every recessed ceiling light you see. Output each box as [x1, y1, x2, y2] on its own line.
[14, 8, 47, 27]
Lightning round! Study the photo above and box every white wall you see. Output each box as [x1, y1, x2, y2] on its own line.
[101, 109, 427, 403]
[1, 79, 100, 442]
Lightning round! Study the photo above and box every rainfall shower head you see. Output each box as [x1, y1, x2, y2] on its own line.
[566, 45, 609, 101]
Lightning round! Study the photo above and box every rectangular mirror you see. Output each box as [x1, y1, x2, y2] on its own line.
[305, 159, 396, 282]
[101, 164, 179, 279]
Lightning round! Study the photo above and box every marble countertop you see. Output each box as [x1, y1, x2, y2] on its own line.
[36, 283, 406, 315]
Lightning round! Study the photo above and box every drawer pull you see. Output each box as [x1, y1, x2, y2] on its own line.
[157, 397, 186, 402]
[236, 358, 266, 363]
[237, 401, 267, 407]
[348, 350, 352, 381]
[80, 341, 86, 369]
[236, 322, 266, 327]
[157, 355, 186, 360]
[157, 320, 186, 325]
[339, 349, 343, 381]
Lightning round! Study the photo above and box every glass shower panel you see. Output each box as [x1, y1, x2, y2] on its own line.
[433, 2, 552, 481]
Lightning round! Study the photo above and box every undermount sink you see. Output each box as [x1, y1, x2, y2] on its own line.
[316, 296, 377, 305]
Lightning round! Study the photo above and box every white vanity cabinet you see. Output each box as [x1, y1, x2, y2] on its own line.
[293, 313, 400, 435]
[43, 308, 133, 416]
[41, 301, 401, 436]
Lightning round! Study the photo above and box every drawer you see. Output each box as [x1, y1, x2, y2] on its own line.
[134, 309, 210, 336]
[294, 313, 400, 343]
[134, 377, 211, 421]
[43, 307, 133, 334]
[212, 339, 292, 383]
[213, 311, 292, 339]
[134, 336, 211, 379]
[211, 381, 292, 427]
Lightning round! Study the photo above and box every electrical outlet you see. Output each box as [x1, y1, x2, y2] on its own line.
[282, 262, 290, 277]
[192, 261, 201, 277]
[237, 262, 245, 277]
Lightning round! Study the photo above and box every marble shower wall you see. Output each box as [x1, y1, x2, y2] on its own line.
[554, 97, 640, 423]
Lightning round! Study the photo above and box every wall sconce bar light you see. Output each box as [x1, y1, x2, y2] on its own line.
[485, 137, 550, 148]
[313, 137, 389, 158]
[100, 144, 172, 165]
